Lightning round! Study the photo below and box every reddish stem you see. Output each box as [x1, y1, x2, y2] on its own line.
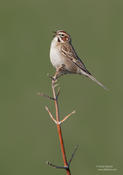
[52, 80, 71, 175]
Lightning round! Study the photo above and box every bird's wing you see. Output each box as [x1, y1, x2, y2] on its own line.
[61, 43, 91, 75]
[61, 43, 108, 90]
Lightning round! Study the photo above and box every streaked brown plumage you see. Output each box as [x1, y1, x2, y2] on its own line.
[50, 30, 107, 90]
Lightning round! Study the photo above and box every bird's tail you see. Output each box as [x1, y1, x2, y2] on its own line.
[87, 74, 108, 90]
[81, 70, 108, 90]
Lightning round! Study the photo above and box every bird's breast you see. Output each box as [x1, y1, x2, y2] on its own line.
[50, 44, 65, 69]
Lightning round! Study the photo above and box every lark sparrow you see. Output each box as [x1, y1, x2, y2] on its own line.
[50, 30, 107, 89]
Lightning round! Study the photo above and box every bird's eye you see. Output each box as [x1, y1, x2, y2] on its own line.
[60, 34, 64, 37]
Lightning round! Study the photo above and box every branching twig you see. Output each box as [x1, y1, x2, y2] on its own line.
[37, 92, 55, 100]
[46, 161, 68, 170]
[45, 106, 57, 124]
[68, 145, 79, 166]
[40, 77, 78, 175]
[60, 110, 76, 124]
[56, 87, 60, 100]
[51, 79, 71, 175]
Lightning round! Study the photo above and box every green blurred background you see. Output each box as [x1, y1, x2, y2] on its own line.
[0, 0, 123, 175]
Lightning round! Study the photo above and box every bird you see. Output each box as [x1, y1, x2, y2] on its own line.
[50, 30, 107, 90]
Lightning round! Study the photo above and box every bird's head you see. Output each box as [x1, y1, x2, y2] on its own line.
[53, 30, 71, 43]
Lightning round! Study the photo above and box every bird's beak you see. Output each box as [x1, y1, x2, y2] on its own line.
[52, 31, 56, 37]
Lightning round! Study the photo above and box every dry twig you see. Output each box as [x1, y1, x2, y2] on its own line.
[40, 77, 78, 175]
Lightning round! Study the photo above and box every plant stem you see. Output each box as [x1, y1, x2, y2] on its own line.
[52, 80, 71, 175]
